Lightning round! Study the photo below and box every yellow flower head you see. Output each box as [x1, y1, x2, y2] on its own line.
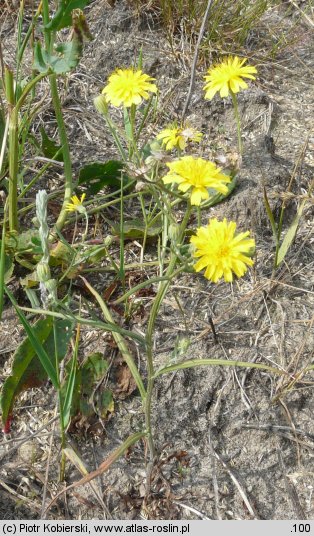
[157, 124, 202, 151]
[102, 68, 157, 108]
[162, 156, 231, 206]
[191, 218, 255, 283]
[66, 193, 86, 213]
[204, 56, 257, 100]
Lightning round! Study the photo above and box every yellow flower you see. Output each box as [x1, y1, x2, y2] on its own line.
[162, 156, 231, 206]
[66, 193, 86, 213]
[190, 218, 255, 283]
[204, 56, 257, 100]
[157, 125, 202, 151]
[102, 68, 157, 108]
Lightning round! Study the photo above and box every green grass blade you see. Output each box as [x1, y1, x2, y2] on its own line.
[276, 201, 306, 267]
[18, 305, 146, 346]
[62, 326, 78, 429]
[153, 358, 285, 378]
[5, 286, 59, 389]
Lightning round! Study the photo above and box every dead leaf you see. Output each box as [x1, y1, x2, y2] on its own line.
[114, 363, 136, 398]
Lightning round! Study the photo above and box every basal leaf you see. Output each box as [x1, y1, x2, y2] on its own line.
[111, 217, 162, 240]
[78, 161, 132, 195]
[1, 317, 72, 426]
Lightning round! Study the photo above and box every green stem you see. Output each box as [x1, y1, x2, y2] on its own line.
[197, 206, 201, 227]
[103, 112, 128, 161]
[18, 146, 64, 199]
[16, 1, 42, 74]
[0, 201, 8, 320]
[41, 0, 72, 232]
[53, 318, 66, 481]
[82, 211, 89, 242]
[127, 104, 140, 163]
[5, 66, 18, 232]
[8, 109, 19, 232]
[230, 90, 243, 156]
[50, 75, 73, 232]
[153, 358, 284, 378]
[5, 60, 47, 232]
[144, 204, 191, 466]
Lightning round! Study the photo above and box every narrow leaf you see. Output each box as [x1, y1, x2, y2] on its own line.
[153, 358, 284, 378]
[1, 302, 73, 425]
[62, 326, 78, 429]
[276, 201, 306, 266]
[0, 203, 8, 319]
[5, 287, 59, 389]
[40, 127, 63, 161]
[263, 186, 278, 241]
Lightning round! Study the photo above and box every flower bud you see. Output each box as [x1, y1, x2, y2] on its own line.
[37, 261, 51, 283]
[168, 223, 180, 244]
[94, 94, 108, 115]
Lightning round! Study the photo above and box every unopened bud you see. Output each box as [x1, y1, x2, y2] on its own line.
[37, 261, 51, 283]
[169, 223, 180, 244]
[94, 94, 108, 115]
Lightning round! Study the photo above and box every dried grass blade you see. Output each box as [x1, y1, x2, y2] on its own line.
[44, 431, 145, 514]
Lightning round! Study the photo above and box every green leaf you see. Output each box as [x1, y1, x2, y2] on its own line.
[4, 290, 58, 392]
[62, 349, 77, 429]
[78, 161, 132, 195]
[6, 229, 41, 255]
[1, 309, 72, 425]
[153, 358, 284, 378]
[123, 108, 133, 142]
[40, 127, 63, 161]
[45, 0, 90, 31]
[63, 352, 114, 421]
[111, 217, 162, 240]
[201, 171, 237, 208]
[33, 35, 82, 75]
[50, 241, 75, 266]
[276, 201, 306, 266]
[2, 252, 14, 284]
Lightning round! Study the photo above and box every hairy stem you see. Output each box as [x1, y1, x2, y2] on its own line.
[144, 205, 191, 476]
[230, 90, 243, 157]
[42, 0, 73, 232]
